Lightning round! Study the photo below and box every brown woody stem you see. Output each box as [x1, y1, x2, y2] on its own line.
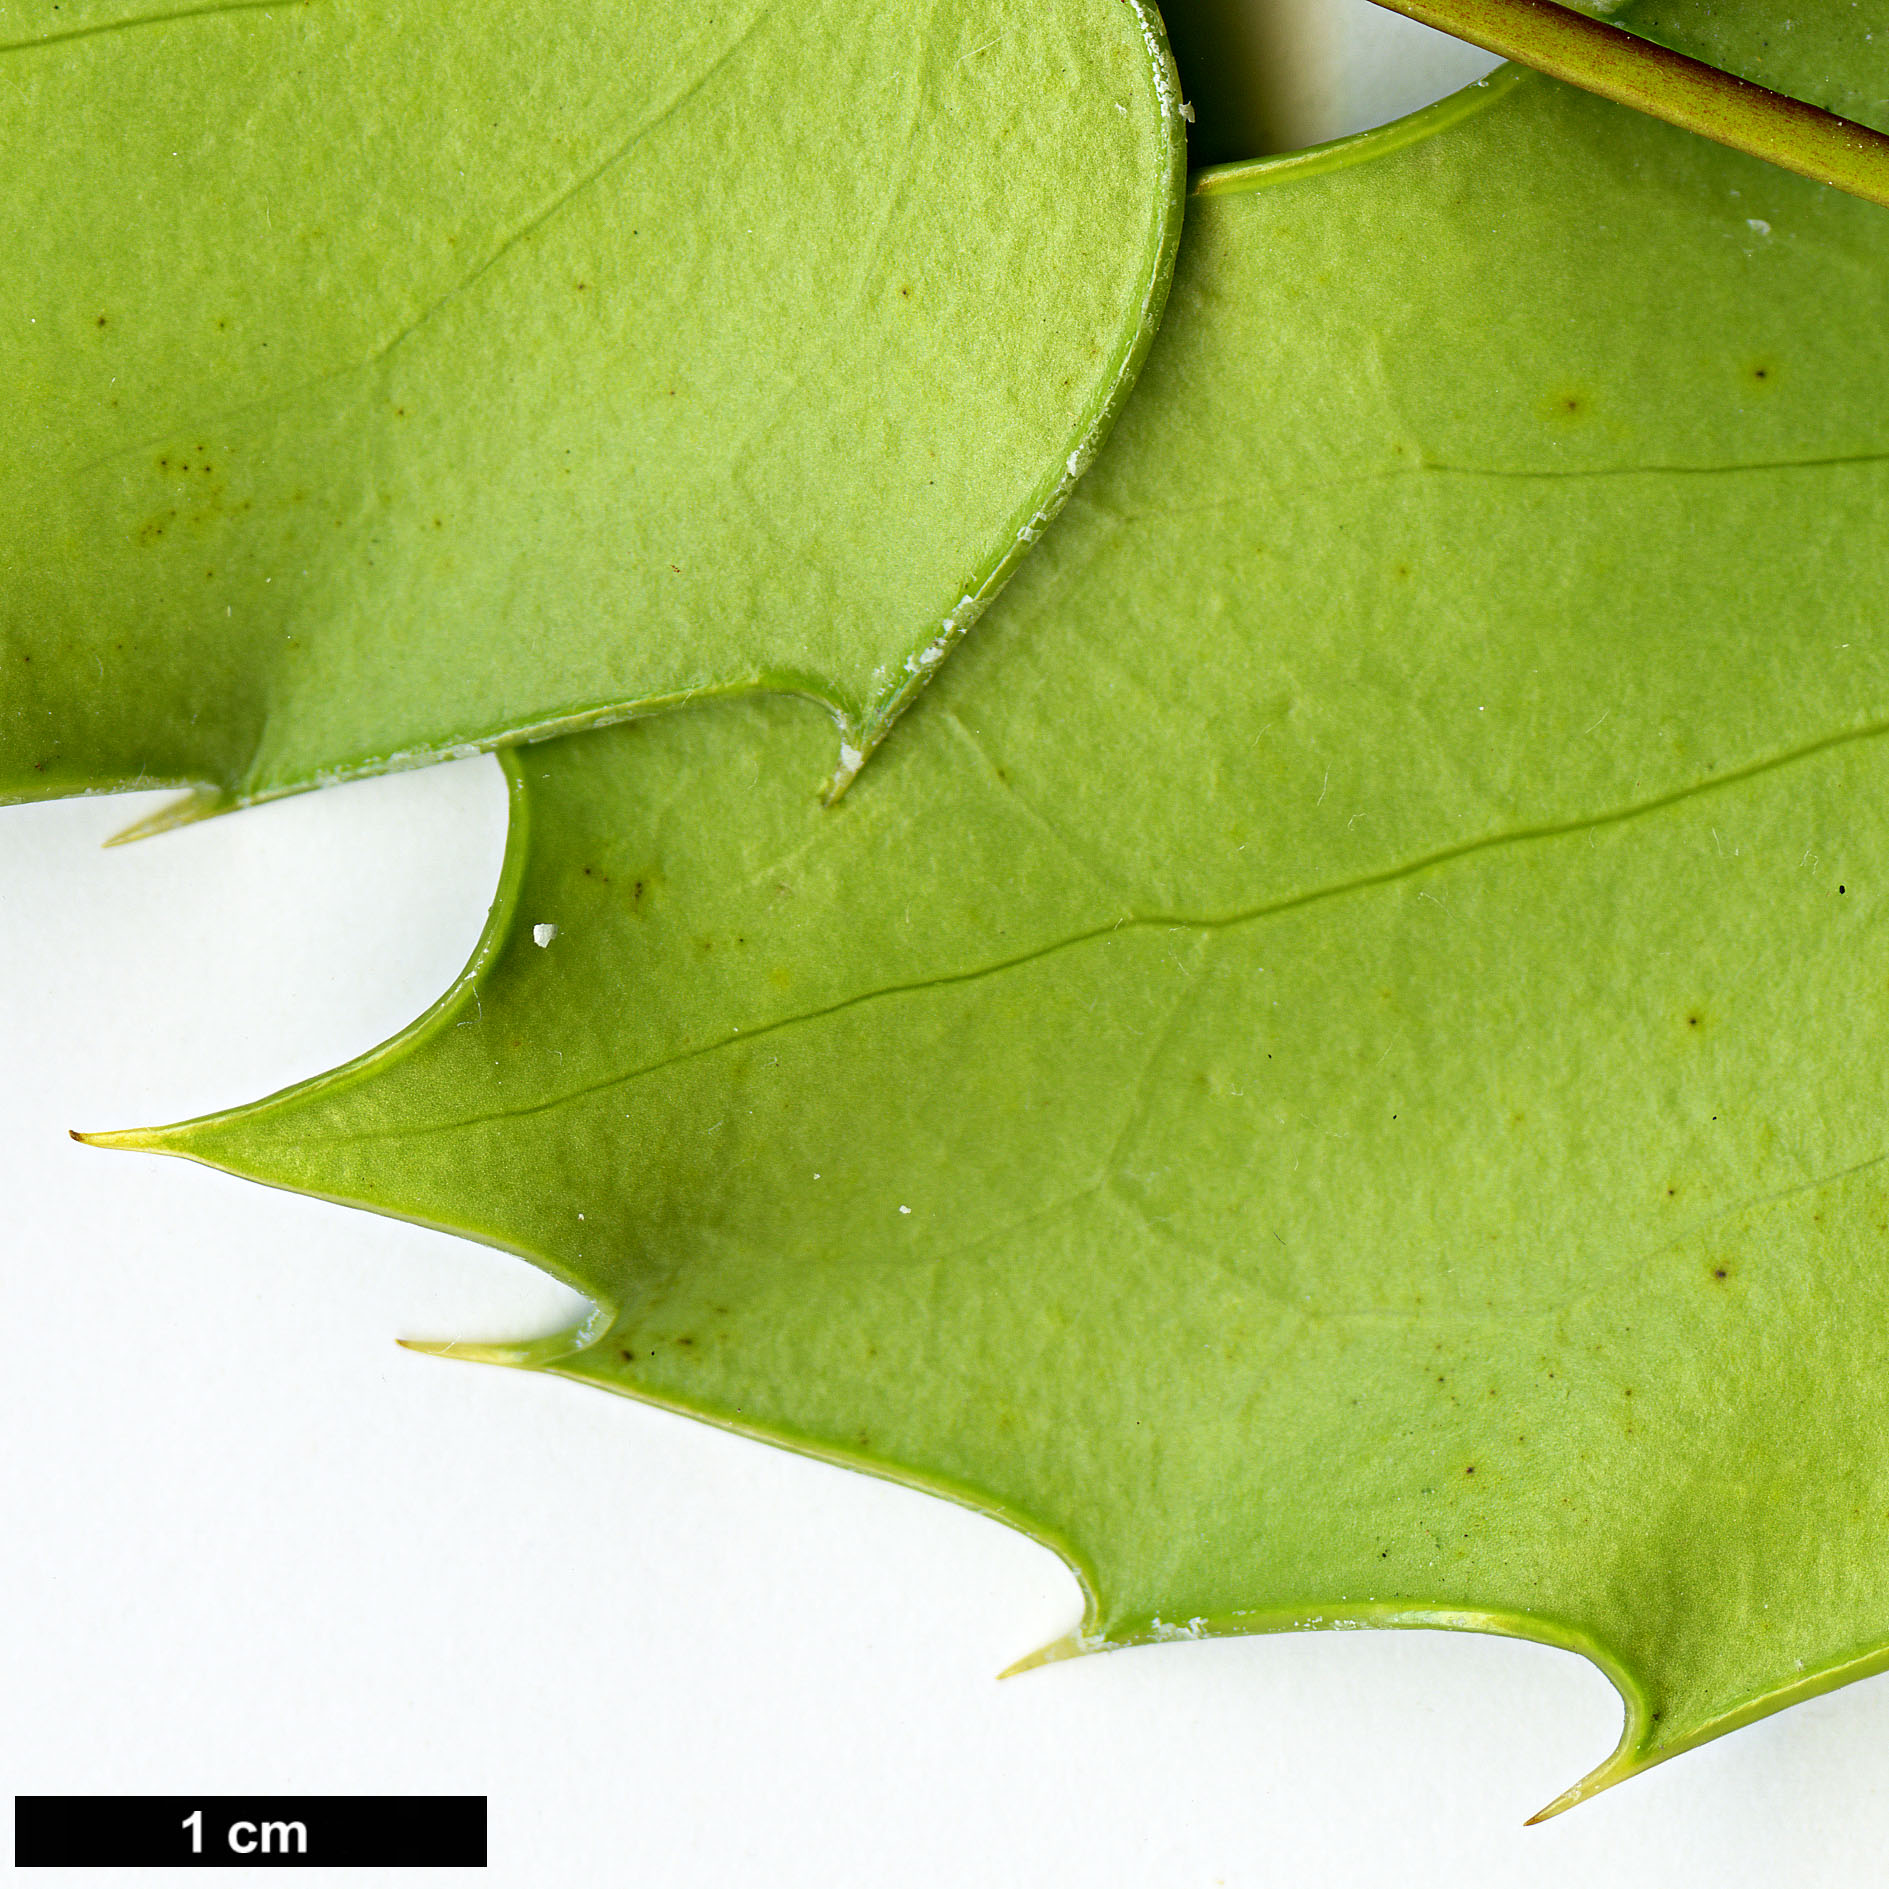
[1365, 0, 1889, 210]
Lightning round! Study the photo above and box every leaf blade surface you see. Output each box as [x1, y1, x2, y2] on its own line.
[1, 0, 1184, 814]
[112, 64, 1889, 1808]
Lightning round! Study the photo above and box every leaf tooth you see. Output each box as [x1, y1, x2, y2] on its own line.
[103, 786, 231, 847]
[397, 1317, 604, 1373]
[68, 1124, 167, 1153]
[1524, 1748, 1640, 1826]
[997, 1630, 1111, 1680]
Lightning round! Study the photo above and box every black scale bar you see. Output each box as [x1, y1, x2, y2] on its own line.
[15, 1797, 486, 1868]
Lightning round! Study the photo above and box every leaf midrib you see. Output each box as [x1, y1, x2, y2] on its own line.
[337, 706, 1889, 1143]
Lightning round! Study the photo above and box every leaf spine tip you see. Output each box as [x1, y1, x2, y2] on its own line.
[69, 1124, 165, 1152]
[997, 1631, 1095, 1679]
[823, 740, 868, 805]
[396, 1337, 531, 1367]
[103, 785, 228, 846]
[399, 1318, 601, 1371]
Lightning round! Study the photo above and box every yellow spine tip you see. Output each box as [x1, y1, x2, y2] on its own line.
[70, 1125, 166, 1151]
[997, 1631, 1089, 1680]
[104, 786, 228, 846]
[397, 1336, 549, 1368]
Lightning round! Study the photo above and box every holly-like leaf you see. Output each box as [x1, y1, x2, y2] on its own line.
[1, 0, 1184, 825]
[95, 61, 1889, 1812]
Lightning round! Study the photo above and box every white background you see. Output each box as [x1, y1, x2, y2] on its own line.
[8, 7, 1888, 1883]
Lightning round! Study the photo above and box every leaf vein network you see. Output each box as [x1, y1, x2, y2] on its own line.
[342, 709, 1889, 1142]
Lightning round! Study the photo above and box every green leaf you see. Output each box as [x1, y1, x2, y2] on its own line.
[98, 67, 1889, 1812]
[1, 0, 1184, 825]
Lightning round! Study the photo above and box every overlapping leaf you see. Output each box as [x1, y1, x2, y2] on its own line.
[1, 0, 1184, 825]
[108, 39, 1889, 1812]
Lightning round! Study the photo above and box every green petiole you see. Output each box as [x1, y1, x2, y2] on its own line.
[1368, 0, 1889, 209]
